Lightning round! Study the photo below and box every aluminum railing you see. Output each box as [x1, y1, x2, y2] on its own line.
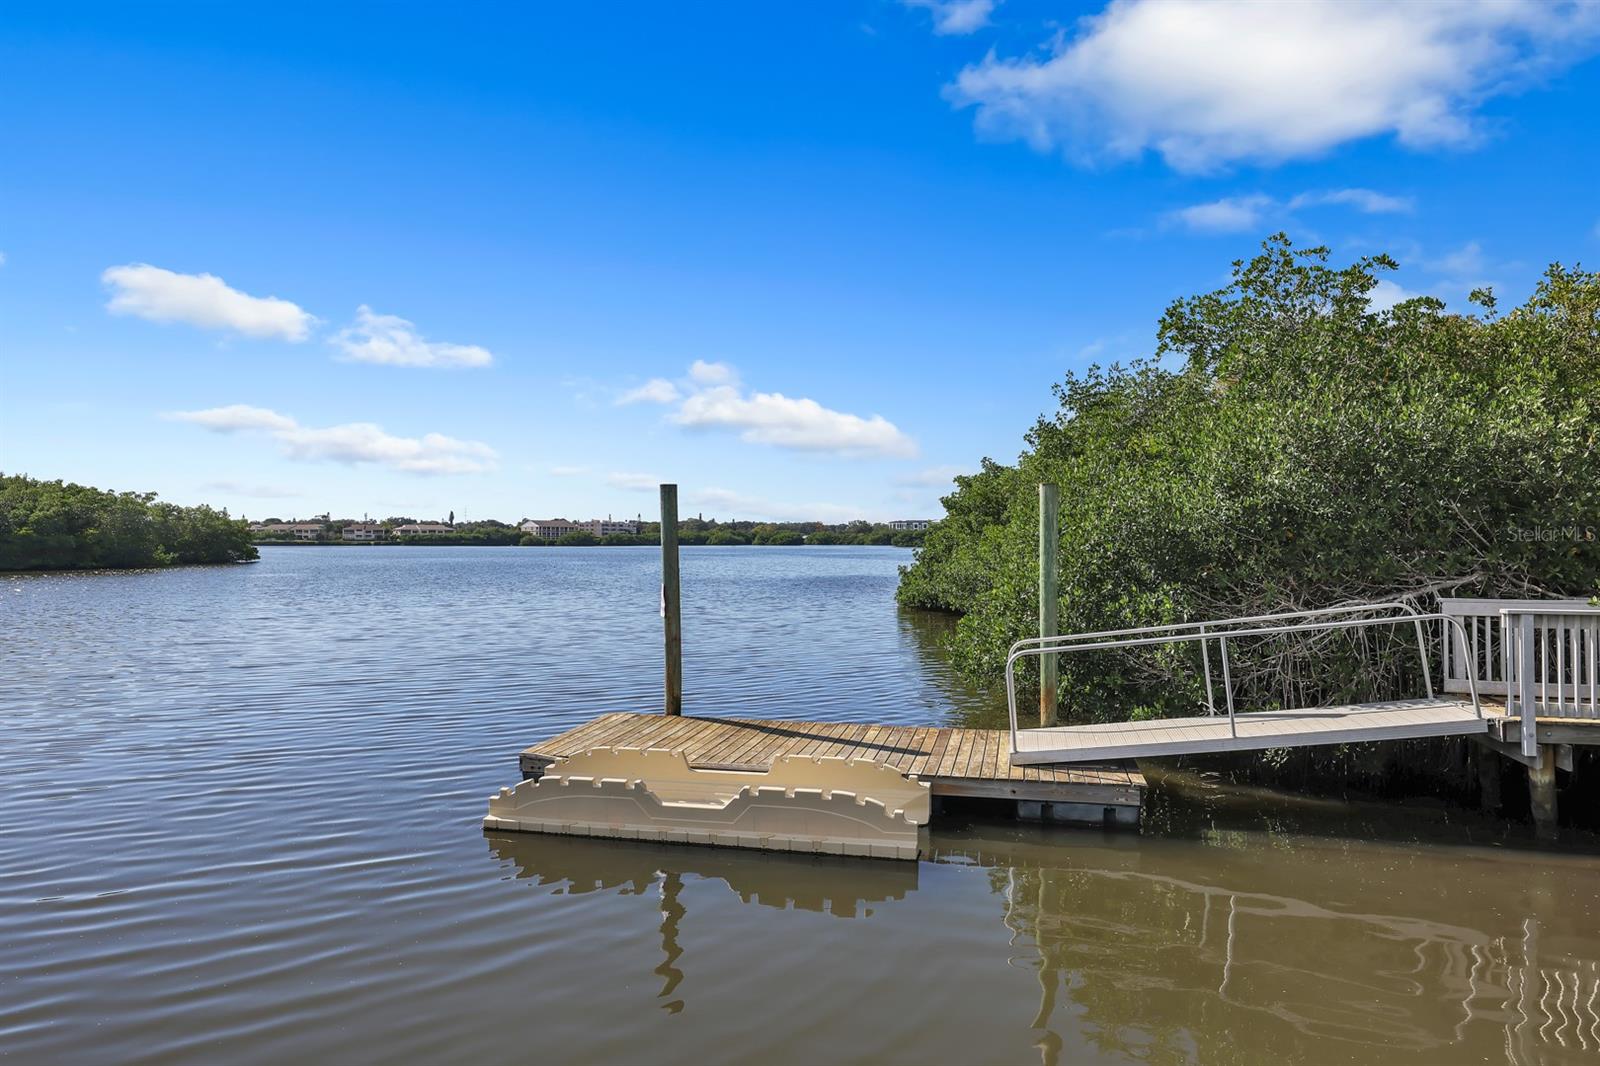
[1439, 597, 1592, 698]
[1006, 603, 1483, 754]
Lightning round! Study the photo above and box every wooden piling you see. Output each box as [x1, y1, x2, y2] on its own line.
[1039, 483, 1059, 728]
[660, 484, 682, 716]
[1529, 744, 1557, 840]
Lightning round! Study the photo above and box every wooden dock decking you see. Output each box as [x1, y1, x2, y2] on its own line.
[1011, 698, 1497, 765]
[519, 712, 1145, 825]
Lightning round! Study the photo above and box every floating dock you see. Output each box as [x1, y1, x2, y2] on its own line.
[487, 747, 930, 859]
[519, 712, 1145, 826]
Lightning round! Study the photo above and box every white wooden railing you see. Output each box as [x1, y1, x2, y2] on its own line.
[1440, 598, 1600, 756]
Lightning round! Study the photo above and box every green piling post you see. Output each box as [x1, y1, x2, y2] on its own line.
[1039, 483, 1059, 727]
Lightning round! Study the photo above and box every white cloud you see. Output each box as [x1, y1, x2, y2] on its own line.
[1426, 240, 1487, 278]
[331, 305, 492, 368]
[1288, 188, 1413, 214]
[103, 264, 315, 340]
[688, 359, 737, 385]
[1368, 279, 1424, 312]
[1166, 186, 1413, 233]
[198, 479, 300, 499]
[617, 378, 682, 405]
[0, 251, 7, 267]
[620, 362, 917, 458]
[946, 0, 1600, 172]
[690, 487, 865, 524]
[897, 465, 968, 487]
[165, 405, 497, 475]
[166, 403, 298, 432]
[676, 385, 917, 458]
[1166, 194, 1275, 233]
[606, 472, 662, 492]
[904, 0, 996, 36]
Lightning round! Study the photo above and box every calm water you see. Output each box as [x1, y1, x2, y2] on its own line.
[4, 545, 1599, 1065]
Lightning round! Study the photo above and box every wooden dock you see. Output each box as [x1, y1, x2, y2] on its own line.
[519, 712, 1145, 826]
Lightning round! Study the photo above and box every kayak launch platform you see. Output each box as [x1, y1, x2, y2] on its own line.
[511, 712, 1144, 829]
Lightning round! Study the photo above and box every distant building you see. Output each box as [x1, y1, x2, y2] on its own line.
[519, 517, 640, 540]
[341, 523, 389, 542]
[254, 521, 325, 541]
[519, 518, 583, 541]
[392, 522, 454, 537]
[889, 519, 933, 531]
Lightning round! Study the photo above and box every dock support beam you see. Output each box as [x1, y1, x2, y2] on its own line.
[660, 484, 682, 716]
[1039, 483, 1059, 728]
[1529, 745, 1558, 840]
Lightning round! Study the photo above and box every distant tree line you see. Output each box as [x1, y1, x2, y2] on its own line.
[519, 519, 928, 548]
[252, 518, 523, 545]
[0, 473, 258, 571]
[251, 514, 927, 548]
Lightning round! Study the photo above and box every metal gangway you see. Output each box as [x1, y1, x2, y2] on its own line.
[1006, 602, 1488, 765]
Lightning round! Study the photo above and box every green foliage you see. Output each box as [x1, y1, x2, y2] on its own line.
[556, 530, 599, 546]
[0, 473, 258, 571]
[898, 236, 1600, 722]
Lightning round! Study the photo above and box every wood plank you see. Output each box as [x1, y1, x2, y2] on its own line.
[834, 722, 874, 761]
[934, 728, 963, 778]
[678, 717, 742, 766]
[718, 718, 799, 767]
[922, 728, 953, 777]
[955, 728, 978, 778]
[904, 726, 937, 773]
[786, 719, 844, 761]
[702, 716, 783, 766]
[980, 728, 1000, 783]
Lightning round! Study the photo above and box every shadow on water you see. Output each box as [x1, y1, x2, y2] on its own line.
[488, 823, 1600, 1065]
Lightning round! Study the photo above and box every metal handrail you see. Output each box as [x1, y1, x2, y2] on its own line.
[1008, 601, 1427, 653]
[1005, 609, 1482, 754]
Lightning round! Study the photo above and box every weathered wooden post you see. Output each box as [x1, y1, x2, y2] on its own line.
[1529, 746, 1557, 840]
[1039, 483, 1059, 727]
[660, 484, 683, 716]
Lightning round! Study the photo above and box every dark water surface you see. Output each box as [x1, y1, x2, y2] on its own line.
[4, 546, 1599, 1065]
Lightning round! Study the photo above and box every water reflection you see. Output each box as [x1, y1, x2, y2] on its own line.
[486, 833, 920, 1014]
[893, 606, 1010, 730]
[933, 830, 1600, 1065]
[490, 825, 1600, 1064]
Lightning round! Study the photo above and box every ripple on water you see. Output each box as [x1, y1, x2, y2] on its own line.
[6, 547, 1600, 1066]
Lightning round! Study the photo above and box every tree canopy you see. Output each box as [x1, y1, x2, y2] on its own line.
[898, 236, 1600, 723]
[0, 474, 258, 571]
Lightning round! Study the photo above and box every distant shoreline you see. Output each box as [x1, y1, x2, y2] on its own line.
[252, 540, 911, 548]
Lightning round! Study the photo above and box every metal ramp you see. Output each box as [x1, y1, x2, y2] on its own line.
[1007, 603, 1488, 766]
[1011, 698, 1488, 765]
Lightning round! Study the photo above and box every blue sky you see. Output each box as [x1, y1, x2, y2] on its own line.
[2, 1, 1598, 523]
